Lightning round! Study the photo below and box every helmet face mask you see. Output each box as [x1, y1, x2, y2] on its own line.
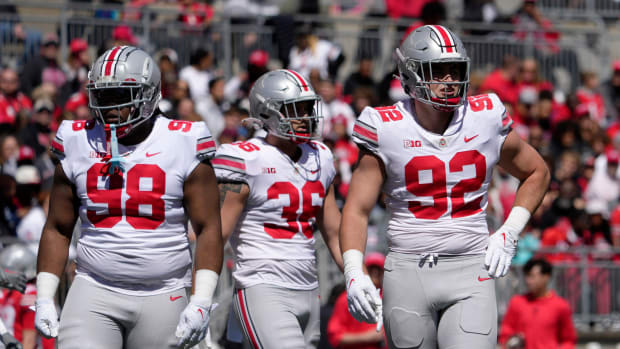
[396, 25, 470, 111]
[86, 46, 161, 138]
[249, 70, 323, 143]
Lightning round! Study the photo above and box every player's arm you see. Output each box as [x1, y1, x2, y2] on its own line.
[184, 161, 223, 296]
[498, 130, 550, 215]
[317, 183, 343, 272]
[340, 149, 385, 256]
[486, 130, 550, 278]
[339, 149, 386, 326]
[218, 181, 249, 242]
[35, 163, 78, 338]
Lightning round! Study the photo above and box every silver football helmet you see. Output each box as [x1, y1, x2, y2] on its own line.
[86, 46, 161, 137]
[0, 243, 37, 280]
[249, 69, 322, 142]
[396, 25, 470, 110]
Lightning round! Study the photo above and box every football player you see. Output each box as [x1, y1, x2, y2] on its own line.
[340, 25, 550, 349]
[214, 69, 343, 349]
[34, 46, 223, 349]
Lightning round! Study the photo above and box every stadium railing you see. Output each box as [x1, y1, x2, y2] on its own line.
[0, 1, 613, 92]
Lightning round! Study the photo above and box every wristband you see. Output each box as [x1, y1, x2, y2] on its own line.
[502, 206, 531, 237]
[36, 272, 59, 300]
[343, 249, 364, 277]
[192, 269, 218, 307]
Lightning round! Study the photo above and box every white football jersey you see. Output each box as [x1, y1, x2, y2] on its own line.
[213, 138, 336, 290]
[51, 116, 216, 295]
[352, 94, 512, 255]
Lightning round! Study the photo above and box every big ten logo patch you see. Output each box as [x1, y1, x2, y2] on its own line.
[262, 167, 276, 174]
[403, 140, 422, 148]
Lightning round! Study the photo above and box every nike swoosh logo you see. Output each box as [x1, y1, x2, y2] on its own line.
[198, 308, 204, 319]
[170, 295, 182, 301]
[349, 279, 355, 288]
[478, 276, 492, 282]
[146, 152, 161, 158]
[464, 135, 478, 143]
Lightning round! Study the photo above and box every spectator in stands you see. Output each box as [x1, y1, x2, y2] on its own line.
[14, 165, 45, 250]
[179, 47, 213, 101]
[154, 48, 179, 100]
[160, 79, 190, 116]
[585, 150, 619, 217]
[288, 23, 345, 80]
[0, 2, 41, 65]
[499, 258, 577, 349]
[377, 67, 407, 105]
[480, 55, 520, 108]
[178, 0, 214, 34]
[224, 49, 270, 103]
[176, 97, 202, 122]
[576, 71, 606, 127]
[601, 60, 620, 121]
[317, 78, 356, 137]
[20, 33, 66, 97]
[0, 173, 17, 236]
[400, 1, 447, 42]
[0, 68, 32, 130]
[17, 98, 53, 157]
[350, 86, 378, 116]
[343, 57, 376, 99]
[63, 91, 90, 121]
[59, 38, 90, 107]
[196, 77, 228, 140]
[517, 58, 553, 95]
[327, 252, 385, 349]
[385, 0, 436, 30]
[112, 25, 137, 47]
[0, 134, 19, 176]
[330, 115, 358, 198]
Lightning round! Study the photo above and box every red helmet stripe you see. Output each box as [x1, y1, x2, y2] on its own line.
[432, 25, 454, 53]
[104, 46, 122, 76]
[287, 70, 309, 91]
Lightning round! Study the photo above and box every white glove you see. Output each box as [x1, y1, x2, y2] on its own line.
[34, 298, 59, 338]
[175, 298, 216, 349]
[345, 269, 382, 329]
[485, 207, 530, 278]
[485, 228, 518, 278]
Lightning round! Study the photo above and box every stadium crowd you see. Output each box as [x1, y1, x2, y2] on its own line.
[0, 0, 618, 348]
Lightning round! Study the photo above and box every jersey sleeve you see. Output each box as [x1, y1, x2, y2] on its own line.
[352, 106, 387, 165]
[488, 93, 513, 136]
[312, 141, 337, 185]
[50, 120, 74, 182]
[183, 121, 216, 178]
[193, 121, 216, 161]
[212, 144, 249, 184]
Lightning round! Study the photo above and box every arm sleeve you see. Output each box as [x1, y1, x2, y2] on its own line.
[557, 302, 577, 349]
[212, 144, 249, 184]
[352, 107, 388, 165]
[498, 298, 519, 346]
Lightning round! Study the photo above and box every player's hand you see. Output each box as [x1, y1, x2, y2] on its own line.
[0, 269, 27, 293]
[345, 270, 382, 326]
[175, 298, 216, 349]
[485, 227, 518, 278]
[1, 332, 23, 349]
[34, 298, 59, 338]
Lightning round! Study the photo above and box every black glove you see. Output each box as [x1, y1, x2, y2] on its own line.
[0, 270, 27, 293]
[1, 332, 23, 349]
